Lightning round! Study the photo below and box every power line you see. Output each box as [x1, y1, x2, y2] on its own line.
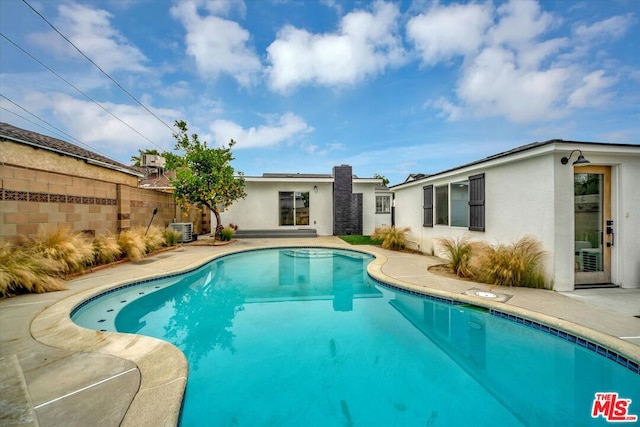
[21, 0, 176, 134]
[0, 93, 117, 160]
[0, 105, 87, 145]
[0, 32, 165, 151]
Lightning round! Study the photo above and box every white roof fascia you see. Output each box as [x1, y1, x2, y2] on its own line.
[392, 145, 556, 190]
[354, 179, 383, 186]
[392, 142, 639, 190]
[243, 176, 335, 183]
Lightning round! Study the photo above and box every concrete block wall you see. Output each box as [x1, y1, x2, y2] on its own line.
[1, 163, 120, 238]
[0, 163, 177, 241]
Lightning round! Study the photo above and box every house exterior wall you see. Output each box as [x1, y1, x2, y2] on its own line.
[374, 190, 393, 229]
[220, 180, 335, 235]
[220, 176, 380, 236]
[394, 153, 556, 261]
[353, 182, 378, 234]
[617, 157, 640, 288]
[0, 140, 176, 240]
[392, 144, 640, 291]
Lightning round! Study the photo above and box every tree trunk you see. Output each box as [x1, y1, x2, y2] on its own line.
[213, 208, 223, 238]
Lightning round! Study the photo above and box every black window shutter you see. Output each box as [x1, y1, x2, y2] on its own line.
[423, 185, 433, 227]
[468, 173, 485, 231]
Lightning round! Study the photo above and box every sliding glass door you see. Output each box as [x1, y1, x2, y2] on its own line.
[279, 192, 310, 226]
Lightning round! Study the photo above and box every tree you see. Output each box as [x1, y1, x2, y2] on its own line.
[169, 120, 246, 237]
[374, 173, 390, 187]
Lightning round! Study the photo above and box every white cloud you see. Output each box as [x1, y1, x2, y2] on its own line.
[303, 141, 344, 156]
[29, 3, 148, 73]
[201, 0, 247, 18]
[210, 113, 313, 148]
[24, 92, 179, 155]
[266, 1, 405, 92]
[568, 70, 617, 108]
[406, 3, 493, 65]
[171, 0, 261, 86]
[488, 0, 556, 47]
[574, 14, 635, 41]
[415, 0, 624, 123]
[424, 97, 462, 121]
[457, 46, 569, 122]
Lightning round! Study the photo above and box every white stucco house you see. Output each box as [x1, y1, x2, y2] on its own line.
[220, 165, 383, 237]
[391, 140, 640, 291]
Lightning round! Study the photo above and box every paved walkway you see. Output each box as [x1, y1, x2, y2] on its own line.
[1, 237, 639, 426]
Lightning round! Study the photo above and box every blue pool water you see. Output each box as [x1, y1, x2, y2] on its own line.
[73, 248, 640, 426]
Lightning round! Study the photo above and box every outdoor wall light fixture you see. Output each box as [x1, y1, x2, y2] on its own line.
[561, 150, 590, 166]
[313, 185, 318, 193]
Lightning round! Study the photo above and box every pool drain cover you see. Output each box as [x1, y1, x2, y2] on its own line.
[475, 291, 498, 298]
[462, 288, 513, 303]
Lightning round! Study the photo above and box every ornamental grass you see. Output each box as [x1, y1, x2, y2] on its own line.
[163, 227, 182, 246]
[93, 233, 121, 264]
[117, 229, 146, 262]
[437, 235, 474, 278]
[0, 243, 66, 297]
[1, 225, 184, 298]
[372, 226, 411, 250]
[25, 225, 94, 275]
[136, 226, 165, 253]
[477, 236, 548, 289]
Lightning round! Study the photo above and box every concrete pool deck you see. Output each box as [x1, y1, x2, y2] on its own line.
[1, 236, 639, 426]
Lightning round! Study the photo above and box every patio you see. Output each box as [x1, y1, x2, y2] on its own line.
[1, 237, 639, 426]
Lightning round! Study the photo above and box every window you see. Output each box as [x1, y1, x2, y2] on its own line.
[435, 186, 449, 225]
[376, 195, 391, 214]
[468, 173, 485, 231]
[279, 192, 310, 226]
[450, 181, 468, 227]
[423, 185, 433, 227]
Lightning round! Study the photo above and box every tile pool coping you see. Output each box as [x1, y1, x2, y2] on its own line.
[28, 242, 640, 426]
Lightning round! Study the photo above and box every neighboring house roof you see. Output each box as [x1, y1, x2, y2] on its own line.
[391, 139, 640, 189]
[138, 169, 175, 191]
[403, 173, 430, 183]
[0, 122, 143, 177]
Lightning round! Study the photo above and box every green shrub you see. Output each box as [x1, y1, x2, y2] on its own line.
[93, 233, 121, 264]
[0, 243, 66, 297]
[478, 236, 548, 288]
[163, 228, 181, 246]
[117, 229, 146, 262]
[220, 226, 235, 241]
[27, 224, 94, 274]
[437, 235, 474, 278]
[371, 226, 410, 251]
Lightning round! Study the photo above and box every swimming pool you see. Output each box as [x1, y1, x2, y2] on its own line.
[72, 247, 640, 426]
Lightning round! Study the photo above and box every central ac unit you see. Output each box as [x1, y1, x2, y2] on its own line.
[169, 222, 193, 243]
[581, 250, 601, 272]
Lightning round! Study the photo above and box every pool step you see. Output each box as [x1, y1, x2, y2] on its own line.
[234, 229, 318, 238]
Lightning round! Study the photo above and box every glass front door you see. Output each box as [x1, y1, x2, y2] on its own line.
[574, 166, 611, 285]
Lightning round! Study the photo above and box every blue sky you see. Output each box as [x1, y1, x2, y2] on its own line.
[1, 0, 638, 185]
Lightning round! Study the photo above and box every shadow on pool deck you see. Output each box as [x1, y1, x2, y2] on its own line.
[1, 237, 639, 426]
